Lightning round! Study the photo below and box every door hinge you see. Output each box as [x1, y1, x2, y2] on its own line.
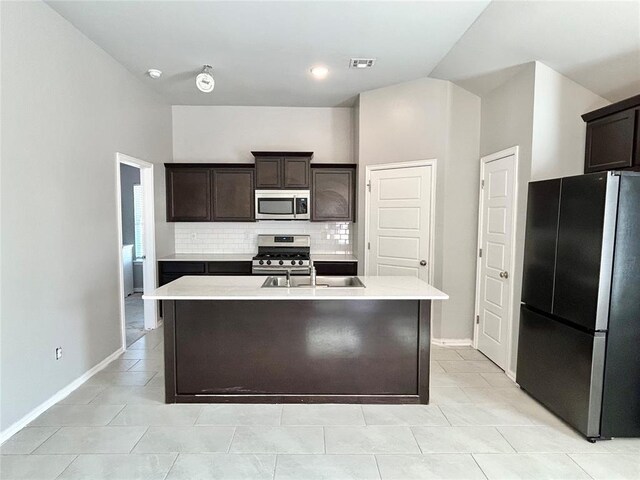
[481, 179, 485, 188]
[476, 315, 480, 325]
[367, 182, 371, 192]
[479, 248, 482, 257]
[367, 242, 371, 250]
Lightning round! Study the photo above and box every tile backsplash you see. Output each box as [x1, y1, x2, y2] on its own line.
[174, 222, 352, 254]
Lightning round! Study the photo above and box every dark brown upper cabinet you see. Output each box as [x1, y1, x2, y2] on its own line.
[166, 167, 211, 222]
[252, 152, 312, 189]
[311, 165, 356, 222]
[582, 94, 640, 174]
[211, 169, 255, 221]
[165, 164, 255, 222]
[255, 157, 282, 188]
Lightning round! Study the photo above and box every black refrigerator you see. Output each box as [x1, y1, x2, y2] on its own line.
[518, 170, 640, 441]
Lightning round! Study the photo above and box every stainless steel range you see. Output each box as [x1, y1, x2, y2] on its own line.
[251, 235, 311, 274]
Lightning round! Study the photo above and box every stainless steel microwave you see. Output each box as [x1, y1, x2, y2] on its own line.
[255, 190, 310, 220]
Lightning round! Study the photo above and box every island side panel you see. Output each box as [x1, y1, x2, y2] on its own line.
[418, 299, 431, 404]
[170, 299, 422, 403]
[163, 300, 177, 403]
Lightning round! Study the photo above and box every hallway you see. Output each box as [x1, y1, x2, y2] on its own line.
[125, 293, 146, 347]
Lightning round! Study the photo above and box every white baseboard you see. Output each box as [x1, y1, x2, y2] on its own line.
[0, 347, 124, 445]
[431, 338, 473, 347]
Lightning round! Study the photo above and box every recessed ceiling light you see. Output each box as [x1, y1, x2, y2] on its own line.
[147, 69, 162, 79]
[310, 65, 329, 79]
[196, 65, 215, 93]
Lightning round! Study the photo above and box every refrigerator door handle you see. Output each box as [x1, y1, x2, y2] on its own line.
[595, 173, 620, 331]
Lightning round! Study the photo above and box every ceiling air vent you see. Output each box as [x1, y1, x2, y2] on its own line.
[350, 58, 376, 69]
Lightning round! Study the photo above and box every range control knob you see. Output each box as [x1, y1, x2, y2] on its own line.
[266, 260, 271, 265]
[278, 260, 284, 265]
[291, 260, 296, 265]
[259, 260, 264, 265]
[298, 260, 304, 265]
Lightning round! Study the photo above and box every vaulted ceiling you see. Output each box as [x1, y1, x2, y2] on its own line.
[47, 1, 640, 106]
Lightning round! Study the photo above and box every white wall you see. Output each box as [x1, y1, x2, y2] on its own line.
[0, 1, 173, 434]
[170, 105, 355, 252]
[174, 222, 352, 255]
[173, 106, 354, 163]
[357, 78, 481, 342]
[532, 62, 610, 181]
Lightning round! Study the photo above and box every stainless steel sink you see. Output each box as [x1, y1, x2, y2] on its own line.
[261, 275, 365, 288]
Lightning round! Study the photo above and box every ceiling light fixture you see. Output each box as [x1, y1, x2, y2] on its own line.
[196, 65, 215, 93]
[310, 65, 329, 79]
[147, 69, 162, 79]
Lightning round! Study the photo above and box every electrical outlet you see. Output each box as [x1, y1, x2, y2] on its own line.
[55, 347, 62, 360]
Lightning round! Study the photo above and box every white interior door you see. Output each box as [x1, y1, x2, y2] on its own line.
[367, 164, 433, 282]
[476, 153, 516, 369]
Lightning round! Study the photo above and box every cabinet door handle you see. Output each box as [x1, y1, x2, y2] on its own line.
[499, 271, 509, 279]
[420, 260, 427, 266]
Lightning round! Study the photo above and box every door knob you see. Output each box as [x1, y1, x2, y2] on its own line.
[499, 271, 509, 279]
[420, 260, 427, 266]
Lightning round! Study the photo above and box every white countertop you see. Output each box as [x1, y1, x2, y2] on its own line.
[158, 253, 254, 262]
[144, 275, 448, 301]
[158, 253, 358, 262]
[311, 254, 357, 262]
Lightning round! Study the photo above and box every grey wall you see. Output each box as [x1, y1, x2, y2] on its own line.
[172, 106, 354, 163]
[440, 85, 482, 340]
[1, 1, 173, 433]
[479, 61, 610, 375]
[480, 62, 536, 376]
[120, 164, 140, 247]
[357, 78, 481, 341]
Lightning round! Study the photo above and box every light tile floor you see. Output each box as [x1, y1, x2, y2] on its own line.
[2, 332, 639, 479]
[125, 293, 146, 347]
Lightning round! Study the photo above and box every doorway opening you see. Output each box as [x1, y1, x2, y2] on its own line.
[116, 153, 159, 350]
[473, 146, 519, 373]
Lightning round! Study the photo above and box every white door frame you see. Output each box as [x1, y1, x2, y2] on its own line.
[115, 152, 159, 351]
[473, 146, 519, 379]
[364, 159, 437, 284]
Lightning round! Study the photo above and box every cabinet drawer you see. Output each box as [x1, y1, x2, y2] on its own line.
[207, 261, 252, 275]
[314, 261, 357, 276]
[159, 262, 206, 274]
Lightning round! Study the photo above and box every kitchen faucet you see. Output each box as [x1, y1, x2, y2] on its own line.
[285, 269, 292, 287]
[309, 260, 316, 287]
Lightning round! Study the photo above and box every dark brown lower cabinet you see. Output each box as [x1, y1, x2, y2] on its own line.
[158, 261, 253, 316]
[163, 298, 431, 404]
[314, 261, 357, 276]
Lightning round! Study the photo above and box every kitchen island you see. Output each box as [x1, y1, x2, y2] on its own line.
[144, 275, 447, 404]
